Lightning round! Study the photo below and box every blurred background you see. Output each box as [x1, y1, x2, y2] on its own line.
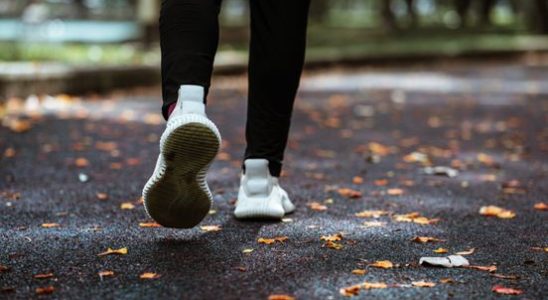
[1, 0, 548, 98]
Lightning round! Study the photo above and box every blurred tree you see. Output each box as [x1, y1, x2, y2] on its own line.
[137, 0, 160, 48]
[309, 0, 330, 23]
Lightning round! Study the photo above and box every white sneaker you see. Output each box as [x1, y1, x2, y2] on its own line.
[234, 159, 295, 219]
[142, 85, 221, 228]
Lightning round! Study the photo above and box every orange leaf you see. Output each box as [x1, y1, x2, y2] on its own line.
[139, 222, 161, 228]
[387, 188, 404, 196]
[325, 240, 343, 250]
[466, 265, 497, 272]
[268, 295, 295, 300]
[96, 193, 108, 200]
[97, 247, 128, 256]
[98, 271, 115, 278]
[258, 236, 288, 245]
[479, 206, 515, 219]
[492, 285, 523, 295]
[412, 281, 436, 288]
[41, 223, 60, 228]
[307, 202, 328, 211]
[139, 272, 161, 279]
[320, 233, 343, 242]
[534, 202, 547, 211]
[351, 269, 367, 275]
[35, 286, 55, 295]
[120, 202, 135, 210]
[340, 284, 361, 296]
[337, 188, 362, 198]
[352, 176, 364, 184]
[412, 236, 443, 243]
[34, 273, 54, 279]
[74, 157, 89, 168]
[370, 260, 393, 269]
[433, 247, 448, 254]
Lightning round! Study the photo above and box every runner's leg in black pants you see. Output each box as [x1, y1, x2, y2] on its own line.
[160, 0, 310, 177]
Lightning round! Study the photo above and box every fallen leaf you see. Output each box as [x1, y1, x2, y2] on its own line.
[370, 260, 393, 269]
[74, 157, 90, 168]
[200, 225, 222, 232]
[534, 202, 547, 211]
[258, 236, 288, 245]
[4, 148, 16, 158]
[34, 273, 54, 279]
[412, 281, 436, 288]
[35, 286, 55, 295]
[440, 278, 455, 284]
[491, 273, 519, 280]
[320, 233, 343, 242]
[96, 193, 108, 200]
[97, 247, 128, 256]
[355, 210, 389, 218]
[41, 223, 59, 228]
[363, 282, 388, 289]
[242, 248, 254, 254]
[387, 188, 404, 196]
[268, 295, 295, 300]
[307, 202, 327, 211]
[98, 271, 115, 278]
[491, 285, 523, 295]
[465, 265, 497, 272]
[374, 179, 388, 186]
[433, 248, 448, 254]
[139, 222, 161, 228]
[412, 236, 444, 243]
[340, 284, 361, 296]
[0, 265, 10, 273]
[393, 212, 439, 224]
[338, 188, 362, 198]
[139, 272, 161, 279]
[325, 240, 343, 250]
[120, 202, 135, 210]
[352, 176, 364, 184]
[7, 119, 32, 133]
[351, 269, 367, 275]
[455, 248, 475, 255]
[362, 221, 386, 227]
[479, 206, 515, 219]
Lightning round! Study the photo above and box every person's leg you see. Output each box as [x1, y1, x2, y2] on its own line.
[159, 0, 222, 119]
[244, 0, 311, 177]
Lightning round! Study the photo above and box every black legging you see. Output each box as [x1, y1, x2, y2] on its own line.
[160, 0, 311, 177]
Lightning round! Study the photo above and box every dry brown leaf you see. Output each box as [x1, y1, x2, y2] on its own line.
[200, 225, 222, 232]
[355, 210, 389, 218]
[325, 240, 343, 250]
[352, 176, 364, 184]
[35, 286, 55, 295]
[139, 272, 161, 279]
[0, 265, 10, 273]
[369, 142, 392, 156]
[98, 271, 115, 278]
[339, 284, 361, 296]
[455, 248, 475, 255]
[491, 273, 519, 280]
[41, 223, 60, 228]
[4, 148, 16, 158]
[320, 233, 343, 242]
[440, 278, 455, 284]
[412, 281, 436, 288]
[34, 273, 54, 279]
[433, 248, 448, 254]
[362, 282, 388, 289]
[307, 202, 327, 211]
[393, 212, 439, 225]
[120, 202, 135, 210]
[258, 236, 288, 245]
[491, 285, 523, 295]
[139, 222, 161, 228]
[8, 119, 32, 133]
[97, 247, 128, 256]
[338, 188, 362, 198]
[479, 206, 515, 219]
[465, 265, 497, 272]
[268, 295, 295, 300]
[412, 236, 444, 243]
[370, 260, 393, 269]
[374, 179, 388, 186]
[534, 202, 547, 211]
[351, 269, 367, 275]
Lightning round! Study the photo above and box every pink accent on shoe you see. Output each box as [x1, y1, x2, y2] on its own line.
[167, 102, 177, 117]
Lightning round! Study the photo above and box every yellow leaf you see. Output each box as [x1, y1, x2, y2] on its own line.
[337, 188, 362, 198]
[393, 212, 439, 224]
[200, 225, 222, 232]
[139, 272, 160, 279]
[41, 223, 60, 228]
[325, 240, 343, 250]
[97, 247, 128, 256]
[387, 188, 404, 196]
[351, 269, 367, 275]
[370, 260, 393, 269]
[355, 210, 389, 218]
[340, 284, 361, 296]
[120, 202, 135, 210]
[307, 202, 328, 211]
[412, 236, 443, 243]
[258, 236, 288, 244]
[412, 281, 436, 288]
[479, 206, 515, 219]
[320, 233, 343, 242]
[433, 247, 448, 254]
[242, 248, 254, 254]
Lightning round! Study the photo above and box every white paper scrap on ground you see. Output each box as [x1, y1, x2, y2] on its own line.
[419, 255, 469, 267]
[423, 166, 459, 177]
